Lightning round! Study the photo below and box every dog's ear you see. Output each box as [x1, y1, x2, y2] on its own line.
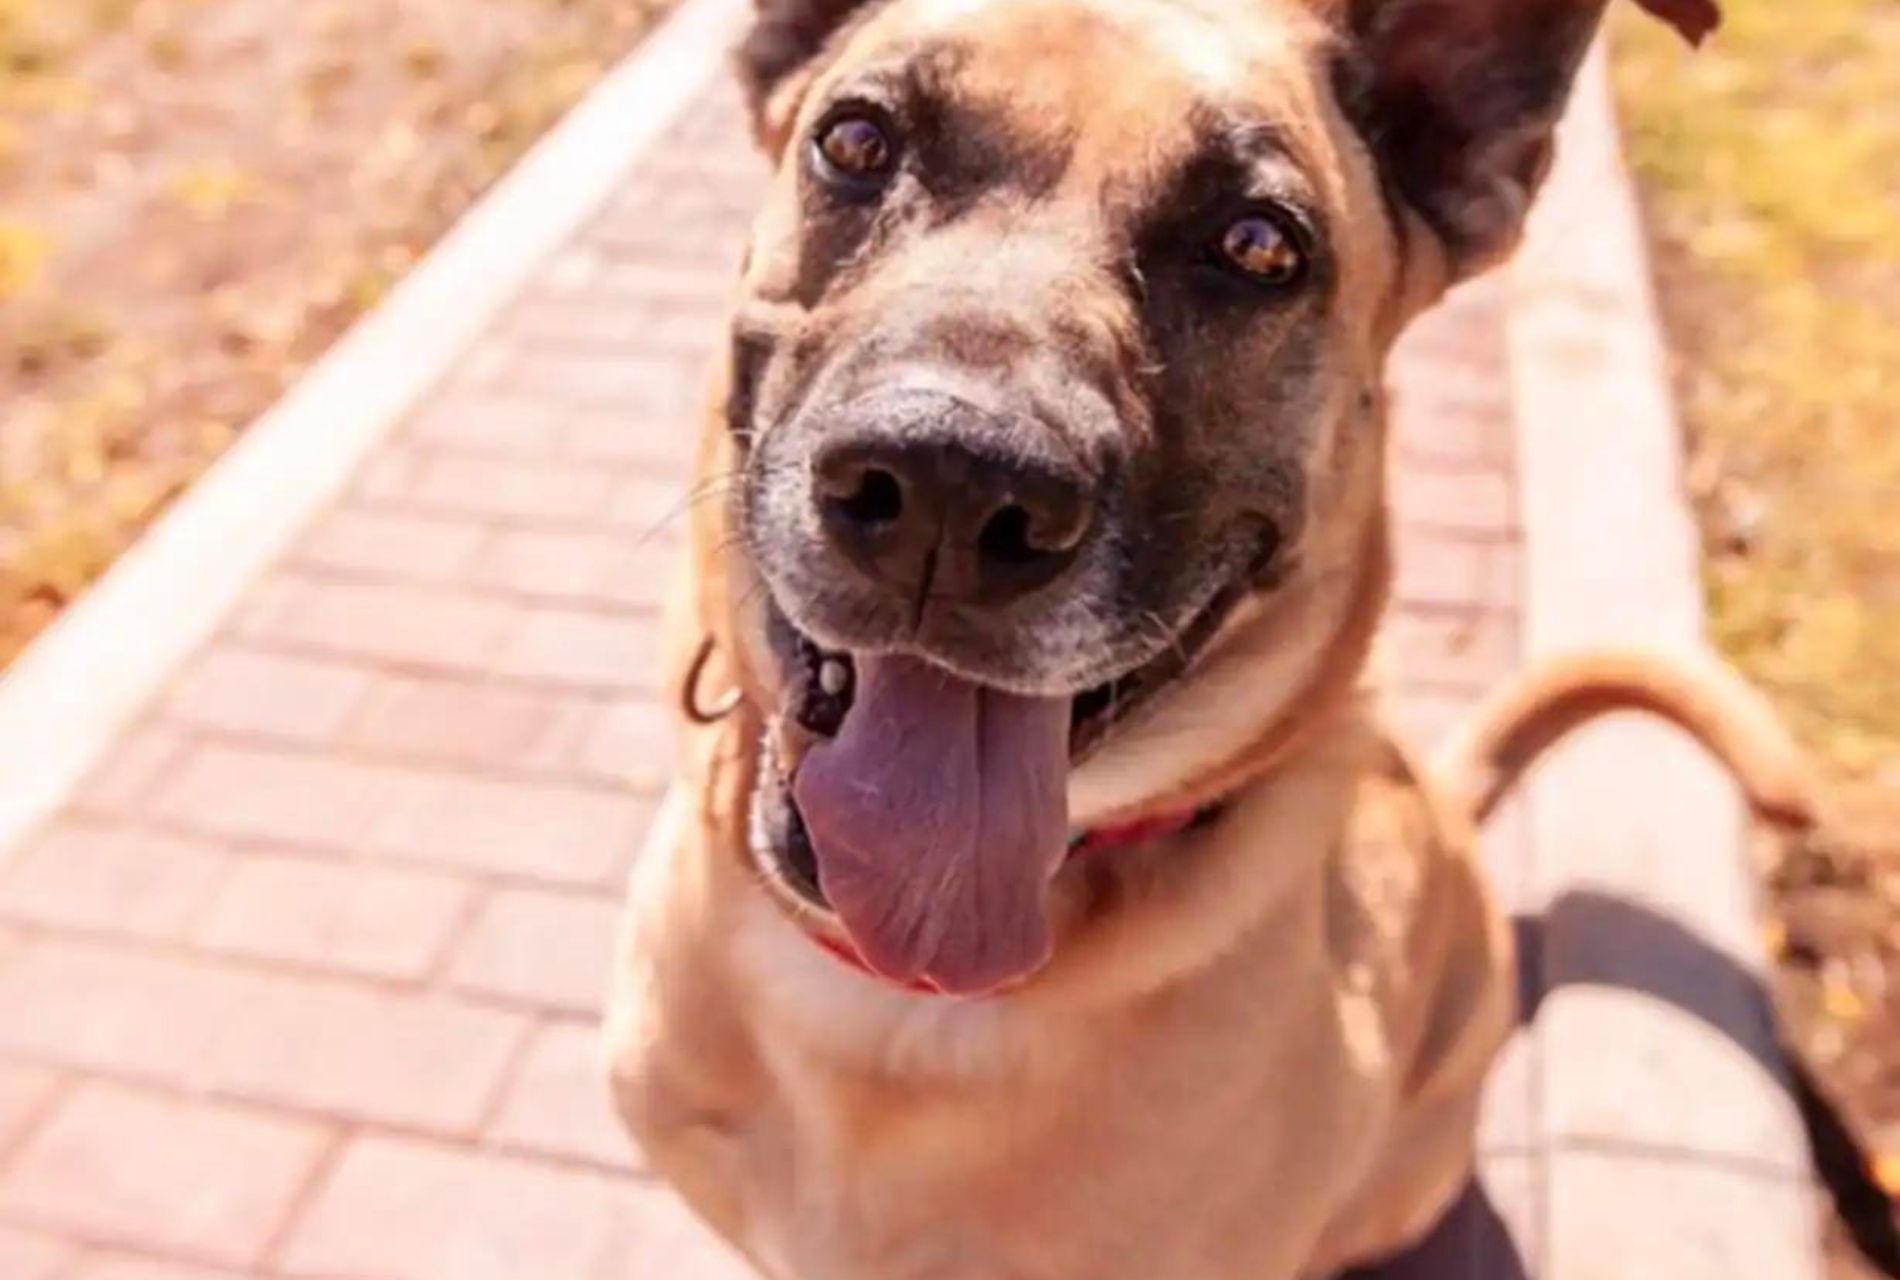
[736, 0, 884, 150]
[1347, 0, 1718, 276]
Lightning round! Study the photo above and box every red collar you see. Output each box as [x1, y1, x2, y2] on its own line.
[811, 803, 1222, 996]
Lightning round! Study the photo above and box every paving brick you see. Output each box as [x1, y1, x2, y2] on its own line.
[150, 746, 391, 850]
[603, 164, 764, 223]
[401, 454, 619, 523]
[235, 575, 513, 672]
[557, 408, 700, 469]
[350, 448, 423, 503]
[345, 673, 568, 769]
[406, 395, 566, 453]
[0, 825, 226, 940]
[0, 1225, 76, 1280]
[363, 771, 645, 886]
[0, 1083, 327, 1268]
[165, 648, 369, 744]
[467, 528, 671, 612]
[1543, 1152, 1817, 1280]
[68, 1257, 247, 1280]
[298, 508, 485, 582]
[591, 218, 749, 271]
[1380, 608, 1519, 692]
[1396, 276, 1506, 355]
[1391, 378, 1514, 468]
[0, 942, 256, 1083]
[71, 722, 187, 816]
[505, 352, 706, 421]
[1394, 538, 1522, 613]
[1387, 291, 1512, 470]
[605, 473, 697, 539]
[0, 1062, 62, 1153]
[540, 246, 605, 296]
[450, 889, 619, 1016]
[208, 978, 525, 1135]
[194, 854, 470, 982]
[590, 257, 747, 314]
[1392, 469, 1518, 538]
[490, 607, 660, 691]
[506, 296, 728, 355]
[550, 696, 676, 790]
[154, 745, 644, 884]
[280, 1136, 634, 1280]
[486, 1020, 637, 1171]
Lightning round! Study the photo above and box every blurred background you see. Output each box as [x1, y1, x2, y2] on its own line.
[1614, 9, 1900, 1273]
[0, 0, 668, 666]
[0, 0, 1894, 1276]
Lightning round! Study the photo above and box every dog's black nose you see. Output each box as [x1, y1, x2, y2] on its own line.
[813, 414, 1096, 606]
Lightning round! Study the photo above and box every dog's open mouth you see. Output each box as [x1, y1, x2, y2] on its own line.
[752, 581, 1248, 995]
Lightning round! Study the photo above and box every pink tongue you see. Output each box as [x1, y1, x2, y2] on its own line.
[792, 654, 1070, 995]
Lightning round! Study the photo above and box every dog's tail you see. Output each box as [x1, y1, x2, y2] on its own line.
[1438, 655, 1900, 1274]
[1435, 649, 1819, 831]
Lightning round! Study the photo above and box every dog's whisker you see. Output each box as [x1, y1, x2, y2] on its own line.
[631, 461, 806, 550]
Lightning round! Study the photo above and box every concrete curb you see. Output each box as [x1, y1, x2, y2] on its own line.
[1506, 52, 1823, 1277]
[0, 0, 746, 859]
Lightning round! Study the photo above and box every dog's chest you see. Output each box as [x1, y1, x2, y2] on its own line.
[713, 955, 1400, 1280]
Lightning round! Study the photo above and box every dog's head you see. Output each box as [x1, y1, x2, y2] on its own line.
[708, 0, 1713, 995]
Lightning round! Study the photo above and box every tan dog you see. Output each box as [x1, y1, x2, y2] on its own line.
[605, 1, 1802, 1277]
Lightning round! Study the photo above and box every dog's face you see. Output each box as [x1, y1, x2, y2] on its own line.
[712, 0, 1714, 994]
[738, 0, 1381, 703]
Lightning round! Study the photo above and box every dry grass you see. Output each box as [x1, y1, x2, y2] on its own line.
[0, 0, 672, 665]
[1613, 0, 1900, 777]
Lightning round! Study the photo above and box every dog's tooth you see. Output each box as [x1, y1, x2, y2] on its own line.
[819, 658, 850, 697]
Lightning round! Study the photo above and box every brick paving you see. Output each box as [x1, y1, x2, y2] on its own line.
[0, 64, 1532, 1280]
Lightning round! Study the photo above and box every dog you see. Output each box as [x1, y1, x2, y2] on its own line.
[604, 1, 1812, 1277]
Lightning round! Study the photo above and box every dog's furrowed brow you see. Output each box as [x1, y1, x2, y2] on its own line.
[827, 37, 1076, 206]
[1132, 102, 1323, 230]
[1186, 104, 1315, 196]
[826, 37, 967, 114]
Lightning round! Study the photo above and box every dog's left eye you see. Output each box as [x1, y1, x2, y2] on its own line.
[813, 113, 898, 192]
[1214, 214, 1306, 287]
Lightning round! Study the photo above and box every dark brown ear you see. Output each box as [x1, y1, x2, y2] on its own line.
[735, 0, 885, 141]
[1348, 0, 1718, 275]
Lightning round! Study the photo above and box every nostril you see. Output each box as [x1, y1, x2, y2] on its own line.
[978, 505, 1041, 566]
[973, 494, 1088, 599]
[831, 468, 904, 528]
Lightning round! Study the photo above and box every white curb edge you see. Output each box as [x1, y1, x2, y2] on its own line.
[1508, 51, 1823, 1278]
[0, 0, 747, 856]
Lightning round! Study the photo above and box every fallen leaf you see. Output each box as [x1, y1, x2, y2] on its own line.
[0, 219, 53, 298]
[1875, 1153, 1900, 1199]
[1823, 980, 1868, 1025]
[170, 162, 254, 219]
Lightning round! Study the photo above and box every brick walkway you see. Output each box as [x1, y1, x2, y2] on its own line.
[0, 51, 1541, 1280]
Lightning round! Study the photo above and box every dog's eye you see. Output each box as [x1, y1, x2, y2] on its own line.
[813, 114, 897, 191]
[1215, 214, 1305, 287]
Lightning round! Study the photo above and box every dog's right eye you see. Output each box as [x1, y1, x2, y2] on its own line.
[1214, 213, 1307, 288]
[812, 113, 898, 194]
